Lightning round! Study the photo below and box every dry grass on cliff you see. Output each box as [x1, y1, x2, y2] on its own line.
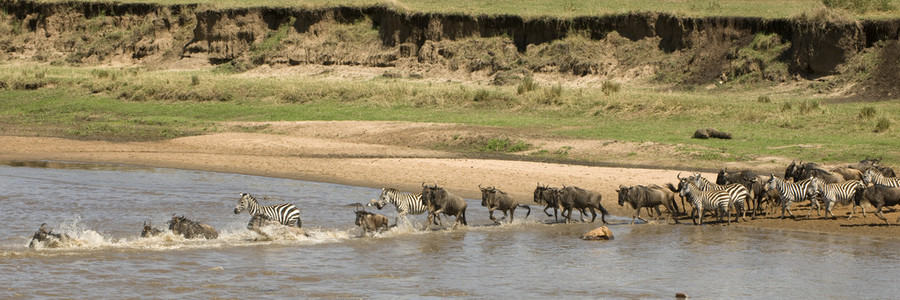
[50, 0, 900, 19]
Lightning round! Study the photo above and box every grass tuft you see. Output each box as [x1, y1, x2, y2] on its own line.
[859, 106, 876, 119]
[874, 117, 891, 132]
[602, 81, 621, 96]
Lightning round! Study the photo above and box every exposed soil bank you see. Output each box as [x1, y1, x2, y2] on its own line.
[2, 0, 899, 91]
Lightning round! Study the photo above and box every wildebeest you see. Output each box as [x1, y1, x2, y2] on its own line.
[168, 215, 218, 239]
[140, 220, 163, 238]
[28, 223, 72, 248]
[247, 214, 308, 240]
[557, 185, 609, 224]
[420, 183, 468, 229]
[851, 157, 895, 177]
[480, 185, 531, 224]
[355, 205, 390, 236]
[830, 167, 863, 181]
[533, 184, 561, 221]
[785, 161, 844, 184]
[855, 185, 900, 225]
[616, 184, 679, 224]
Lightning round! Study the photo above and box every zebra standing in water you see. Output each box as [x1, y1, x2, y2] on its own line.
[765, 175, 821, 219]
[862, 169, 900, 187]
[234, 193, 302, 228]
[366, 188, 434, 226]
[689, 173, 750, 222]
[820, 180, 866, 219]
[678, 176, 732, 225]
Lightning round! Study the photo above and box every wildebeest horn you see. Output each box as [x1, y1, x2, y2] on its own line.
[676, 172, 682, 180]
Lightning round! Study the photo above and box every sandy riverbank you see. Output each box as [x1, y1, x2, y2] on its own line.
[2, 121, 897, 239]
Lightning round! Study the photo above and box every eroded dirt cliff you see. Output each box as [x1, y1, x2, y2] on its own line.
[1, 0, 899, 94]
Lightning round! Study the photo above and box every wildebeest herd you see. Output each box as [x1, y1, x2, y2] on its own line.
[27, 157, 900, 249]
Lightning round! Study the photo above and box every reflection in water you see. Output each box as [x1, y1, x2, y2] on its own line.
[1, 161, 899, 298]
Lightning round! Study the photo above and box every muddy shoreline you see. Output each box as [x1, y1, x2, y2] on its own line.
[2, 122, 898, 239]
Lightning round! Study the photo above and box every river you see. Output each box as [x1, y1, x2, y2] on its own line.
[1, 161, 896, 298]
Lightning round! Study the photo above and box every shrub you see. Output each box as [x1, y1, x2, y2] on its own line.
[601, 81, 621, 96]
[822, 0, 893, 13]
[874, 117, 891, 132]
[781, 102, 793, 112]
[478, 137, 531, 152]
[191, 74, 200, 86]
[757, 95, 771, 103]
[798, 100, 820, 114]
[517, 76, 538, 94]
[859, 106, 876, 119]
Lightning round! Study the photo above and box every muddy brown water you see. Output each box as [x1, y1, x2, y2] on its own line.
[1, 161, 897, 298]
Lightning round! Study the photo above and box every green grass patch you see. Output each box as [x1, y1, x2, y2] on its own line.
[1, 63, 898, 166]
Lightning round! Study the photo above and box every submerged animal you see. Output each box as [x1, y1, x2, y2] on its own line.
[140, 220, 164, 238]
[354, 205, 390, 236]
[247, 214, 308, 240]
[168, 215, 218, 239]
[28, 223, 72, 248]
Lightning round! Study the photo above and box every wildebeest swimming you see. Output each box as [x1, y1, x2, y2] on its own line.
[479, 185, 530, 224]
[354, 205, 390, 236]
[168, 215, 218, 239]
[141, 220, 163, 238]
[28, 223, 73, 248]
[616, 184, 678, 224]
[420, 183, 468, 229]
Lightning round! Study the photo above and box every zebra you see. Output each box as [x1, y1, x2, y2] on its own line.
[862, 169, 900, 188]
[234, 193, 302, 228]
[678, 177, 732, 225]
[366, 188, 434, 226]
[689, 173, 750, 222]
[820, 180, 866, 219]
[764, 175, 821, 219]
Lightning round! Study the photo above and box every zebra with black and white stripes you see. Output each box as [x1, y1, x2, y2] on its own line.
[820, 180, 866, 219]
[690, 173, 750, 222]
[678, 176, 732, 225]
[367, 188, 432, 225]
[862, 169, 900, 188]
[234, 193, 302, 228]
[765, 175, 820, 219]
